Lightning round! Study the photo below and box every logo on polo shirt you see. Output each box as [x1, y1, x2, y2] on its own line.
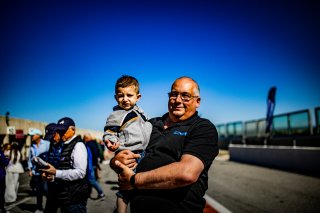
[173, 130, 187, 136]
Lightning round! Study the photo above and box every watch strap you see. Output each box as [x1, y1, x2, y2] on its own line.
[130, 174, 136, 188]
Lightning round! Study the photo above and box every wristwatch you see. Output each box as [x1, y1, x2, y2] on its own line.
[130, 174, 136, 188]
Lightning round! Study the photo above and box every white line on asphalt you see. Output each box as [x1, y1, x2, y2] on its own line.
[5, 197, 32, 210]
[204, 194, 232, 213]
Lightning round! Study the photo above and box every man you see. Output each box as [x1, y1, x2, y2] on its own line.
[28, 128, 50, 213]
[42, 117, 90, 213]
[42, 123, 62, 213]
[110, 76, 219, 213]
[83, 133, 105, 200]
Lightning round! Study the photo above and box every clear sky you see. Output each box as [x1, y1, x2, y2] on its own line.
[1, 0, 319, 132]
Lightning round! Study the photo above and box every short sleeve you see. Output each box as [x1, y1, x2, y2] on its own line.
[183, 119, 219, 168]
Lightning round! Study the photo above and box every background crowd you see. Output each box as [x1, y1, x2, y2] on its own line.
[0, 124, 108, 213]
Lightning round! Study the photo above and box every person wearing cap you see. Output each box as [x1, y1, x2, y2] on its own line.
[43, 123, 64, 170]
[28, 128, 50, 213]
[42, 123, 63, 213]
[41, 117, 90, 213]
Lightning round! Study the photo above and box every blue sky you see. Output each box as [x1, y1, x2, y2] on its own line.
[1, 0, 319, 131]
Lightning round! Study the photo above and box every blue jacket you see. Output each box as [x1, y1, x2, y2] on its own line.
[0, 150, 9, 179]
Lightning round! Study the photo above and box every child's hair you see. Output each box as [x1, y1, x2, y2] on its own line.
[115, 75, 140, 94]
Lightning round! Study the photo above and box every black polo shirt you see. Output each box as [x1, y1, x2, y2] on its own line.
[131, 112, 219, 213]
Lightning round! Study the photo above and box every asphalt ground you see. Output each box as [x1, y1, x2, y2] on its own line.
[207, 152, 320, 213]
[5, 150, 320, 213]
[4, 160, 118, 213]
[4, 160, 222, 213]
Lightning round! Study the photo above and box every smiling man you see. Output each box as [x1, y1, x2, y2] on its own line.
[110, 76, 219, 213]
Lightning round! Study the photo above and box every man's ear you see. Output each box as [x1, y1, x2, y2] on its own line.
[196, 97, 201, 108]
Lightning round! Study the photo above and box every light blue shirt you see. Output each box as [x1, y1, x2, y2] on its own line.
[28, 139, 50, 175]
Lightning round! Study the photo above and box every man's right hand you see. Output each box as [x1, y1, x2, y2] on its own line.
[40, 163, 57, 175]
[42, 172, 54, 182]
[110, 150, 141, 173]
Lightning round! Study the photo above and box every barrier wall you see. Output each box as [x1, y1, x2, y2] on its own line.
[229, 144, 320, 177]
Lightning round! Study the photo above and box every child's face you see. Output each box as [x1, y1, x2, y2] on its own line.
[115, 85, 141, 110]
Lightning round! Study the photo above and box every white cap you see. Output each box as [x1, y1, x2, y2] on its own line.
[29, 128, 42, 136]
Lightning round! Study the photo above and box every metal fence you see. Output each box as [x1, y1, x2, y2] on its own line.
[217, 107, 320, 149]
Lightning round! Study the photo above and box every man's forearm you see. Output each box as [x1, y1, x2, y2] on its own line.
[135, 162, 189, 189]
[55, 168, 86, 181]
[134, 154, 204, 189]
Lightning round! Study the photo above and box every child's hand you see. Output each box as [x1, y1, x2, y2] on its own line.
[105, 139, 120, 152]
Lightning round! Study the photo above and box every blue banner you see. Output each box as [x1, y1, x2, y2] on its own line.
[266, 87, 276, 134]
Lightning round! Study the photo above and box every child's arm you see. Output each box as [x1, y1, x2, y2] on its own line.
[103, 127, 120, 152]
[104, 138, 120, 152]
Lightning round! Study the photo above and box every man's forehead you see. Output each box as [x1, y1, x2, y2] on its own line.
[172, 81, 195, 91]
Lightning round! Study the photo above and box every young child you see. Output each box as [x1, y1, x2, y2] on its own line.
[103, 75, 152, 213]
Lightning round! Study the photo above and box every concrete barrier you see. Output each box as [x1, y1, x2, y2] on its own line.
[229, 144, 320, 176]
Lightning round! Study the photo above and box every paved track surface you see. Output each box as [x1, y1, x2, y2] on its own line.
[5, 153, 320, 213]
[5, 161, 118, 213]
[207, 159, 320, 213]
